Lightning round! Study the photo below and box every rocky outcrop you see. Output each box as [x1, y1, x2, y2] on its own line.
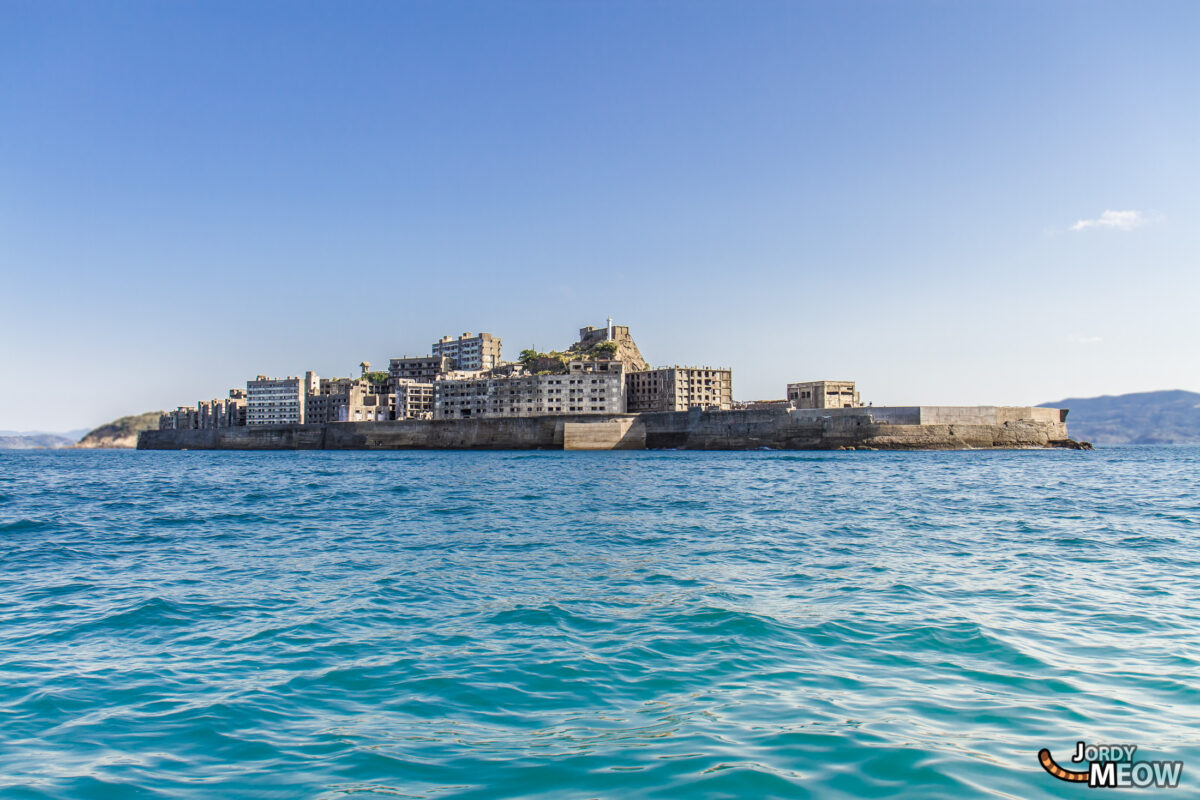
[1050, 439, 1094, 450]
[567, 329, 649, 371]
[77, 412, 163, 449]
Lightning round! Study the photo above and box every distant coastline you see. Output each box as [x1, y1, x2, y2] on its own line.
[1039, 390, 1200, 444]
[0, 432, 79, 450]
[0, 413, 161, 450]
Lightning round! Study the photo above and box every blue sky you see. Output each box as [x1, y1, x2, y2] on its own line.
[2, 1, 1197, 431]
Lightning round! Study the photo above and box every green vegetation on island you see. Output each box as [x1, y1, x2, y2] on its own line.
[517, 339, 624, 375]
[518, 349, 570, 374]
[582, 340, 620, 358]
[76, 411, 164, 449]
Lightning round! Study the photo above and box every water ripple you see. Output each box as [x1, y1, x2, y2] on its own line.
[0, 447, 1198, 798]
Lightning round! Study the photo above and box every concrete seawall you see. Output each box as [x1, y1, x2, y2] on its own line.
[138, 406, 1083, 451]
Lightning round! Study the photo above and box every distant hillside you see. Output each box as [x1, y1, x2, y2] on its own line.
[76, 412, 163, 449]
[0, 432, 77, 450]
[1039, 390, 1200, 445]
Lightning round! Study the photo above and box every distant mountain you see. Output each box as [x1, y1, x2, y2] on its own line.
[76, 412, 163, 449]
[0, 432, 77, 450]
[1039, 390, 1200, 445]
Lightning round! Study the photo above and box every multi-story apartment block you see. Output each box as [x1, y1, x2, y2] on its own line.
[625, 367, 733, 413]
[787, 380, 861, 409]
[246, 373, 317, 425]
[339, 394, 390, 422]
[198, 389, 247, 428]
[160, 389, 247, 430]
[304, 377, 394, 423]
[228, 389, 248, 425]
[388, 355, 454, 385]
[305, 378, 355, 424]
[393, 380, 435, 420]
[434, 361, 625, 419]
[159, 407, 199, 430]
[431, 332, 501, 371]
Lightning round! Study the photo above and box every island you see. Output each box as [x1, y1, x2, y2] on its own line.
[139, 321, 1087, 451]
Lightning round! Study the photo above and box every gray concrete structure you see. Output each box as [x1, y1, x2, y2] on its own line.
[787, 380, 861, 409]
[139, 405, 1082, 451]
[578, 320, 626, 346]
[159, 407, 198, 431]
[434, 360, 625, 419]
[247, 374, 317, 425]
[162, 389, 247, 430]
[432, 332, 501, 371]
[626, 367, 733, 413]
[199, 389, 247, 428]
[388, 356, 454, 385]
[306, 377, 392, 424]
[393, 380, 434, 420]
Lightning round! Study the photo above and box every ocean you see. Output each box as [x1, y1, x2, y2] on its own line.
[1, 448, 1197, 798]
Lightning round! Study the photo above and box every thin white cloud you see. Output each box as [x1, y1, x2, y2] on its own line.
[1070, 210, 1145, 232]
[1068, 334, 1104, 345]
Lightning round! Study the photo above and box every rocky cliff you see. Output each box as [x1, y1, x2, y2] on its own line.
[566, 328, 649, 371]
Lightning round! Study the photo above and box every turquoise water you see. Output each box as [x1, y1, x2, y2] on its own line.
[1, 448, 1198, 798]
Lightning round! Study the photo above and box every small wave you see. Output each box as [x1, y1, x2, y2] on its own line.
[0, 518, 54, 533]
[1119, 534, 1179, 547]
[145, 515, 204, 527]
[60, 597, 216, 638]
[428, 504, 477, 516]
[3, 445, 1199, 798]
[486, 604, 608, 633]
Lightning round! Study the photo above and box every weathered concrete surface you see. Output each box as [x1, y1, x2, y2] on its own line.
[138, 406, 1084, 451]
[563, 419, 646, 450]
[138, 424, 328, 450]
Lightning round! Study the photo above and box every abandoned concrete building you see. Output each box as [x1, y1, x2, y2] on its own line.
[246, 374, 318, 425]
[431, 332, 502, 372]
[159, 320, 749, 430]
[161, 388, 248, 431]
[626, 367, 733, 413]
[434, 361, 626, 419]
[388, 356, 454, 385]
[393, 381, 435, 420]
[787, 380, 861, 409]
[304, 376, 392, 424]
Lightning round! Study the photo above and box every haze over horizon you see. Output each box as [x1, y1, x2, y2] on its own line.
[3, 1, 1198, 432]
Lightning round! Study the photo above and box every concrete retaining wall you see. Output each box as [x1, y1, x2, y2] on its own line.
[917, 406, 1064, 425]
[563, 419, 646, 450]
[138, 406, 1076, 451]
